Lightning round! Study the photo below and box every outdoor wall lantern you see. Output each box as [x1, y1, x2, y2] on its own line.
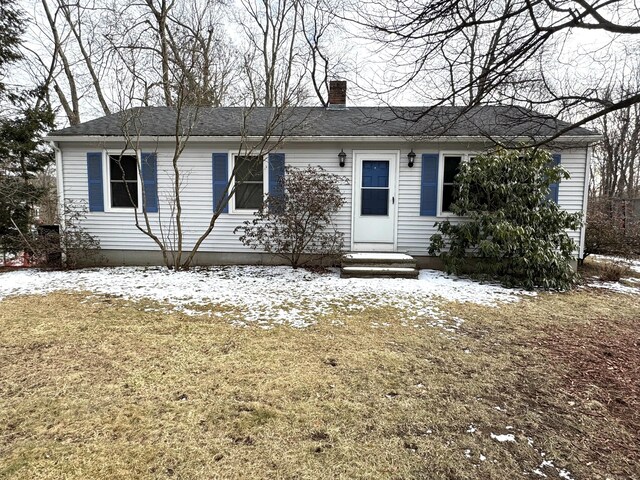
[338, 149, 346, 167]
[407, 149, 416, 168]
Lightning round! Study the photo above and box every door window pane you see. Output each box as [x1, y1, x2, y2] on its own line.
[361, 160, 390, 216]
[361, 189, 388, 215]
[362, 161, 389, 187]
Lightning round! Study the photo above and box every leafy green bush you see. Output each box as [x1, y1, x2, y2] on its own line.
[428, 148, 582, 290]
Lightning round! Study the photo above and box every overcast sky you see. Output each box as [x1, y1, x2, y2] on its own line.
[12, 0, 635, 127]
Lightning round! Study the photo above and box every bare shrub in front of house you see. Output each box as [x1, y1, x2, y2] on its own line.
[58, 200, 102, 268]
[27, 200, 101, 269]
[429, 148, 582, 290]
[235, 166, 345, 269]
[596, 261, 631, 282]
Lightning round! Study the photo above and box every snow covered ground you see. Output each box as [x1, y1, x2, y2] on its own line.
[0, 266, 533, 329]
[585, 254, 640, 294]
[586, 280, 640, 294]
[589, 254, 640, 274]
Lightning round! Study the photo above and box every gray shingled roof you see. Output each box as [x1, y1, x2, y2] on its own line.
[49, 105, 598, 139]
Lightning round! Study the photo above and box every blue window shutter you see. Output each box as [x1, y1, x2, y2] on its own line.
[212, 153, 229, 213]
[86, 152, 104, 212]
[420, 153, 439, 216]
[268, 153, 285, 211]
[141, 152, 158, 213]
[547, 153, 561, 203]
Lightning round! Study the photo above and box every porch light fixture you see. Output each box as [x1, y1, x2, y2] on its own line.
[407, 149, 416, 168]
[338, 149, 346, 167]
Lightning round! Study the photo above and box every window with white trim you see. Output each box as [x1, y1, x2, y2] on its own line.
[441, 155, 462, 213]
[109, 154, 138, 208]
[233, 155, 264, 210]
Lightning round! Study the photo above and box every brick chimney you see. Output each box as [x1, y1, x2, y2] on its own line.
[328, 80, 347, 109]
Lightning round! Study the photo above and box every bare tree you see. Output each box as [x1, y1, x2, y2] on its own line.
[357, 0, 640, 142]
[165, 1, 238, 106]
[100, 0, 236, 107]
[104, 33, 305, 270]
[24, 0, 351, 122]
[594, 89, 640, 198]
[300, 0, 348, 106]
[24, 0, 238, 125]
[39, 0, 82, 125]
[115, 103, 301, 270]
[56, 0, 112, 115]
[236, 0, 308, 106]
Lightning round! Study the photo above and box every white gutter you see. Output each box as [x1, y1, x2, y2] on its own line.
[51, 141, 66, 233]
[44, 134, 603, 144]
[579, 144, 592, 259]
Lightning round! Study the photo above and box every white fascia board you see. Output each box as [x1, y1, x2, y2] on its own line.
[51, 141, 66, 228]
[44, 134, 603, 144]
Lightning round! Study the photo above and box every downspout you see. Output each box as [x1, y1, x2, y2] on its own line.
[579, 144, 592, 260]
[51, 141, 66, 265]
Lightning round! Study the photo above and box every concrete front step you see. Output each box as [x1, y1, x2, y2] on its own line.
[341, 266, 419, 279]
[340, 252, 419, 278]
[342, 252, 417, 269]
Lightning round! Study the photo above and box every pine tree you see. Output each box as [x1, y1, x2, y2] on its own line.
[0, 0, 55, 255]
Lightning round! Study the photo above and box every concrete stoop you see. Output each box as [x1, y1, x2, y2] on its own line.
[340, 252, 419, 279]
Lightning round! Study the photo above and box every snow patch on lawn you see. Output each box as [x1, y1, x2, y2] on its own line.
[586, 281, 640, 295]
[0, 266, 531, 328]
[490, 433, 515, 442]
[590, 254, 640, 273]
[585, 255, 640, 294]
[533, 459, 575, 480]
[491, 431, 576, 480]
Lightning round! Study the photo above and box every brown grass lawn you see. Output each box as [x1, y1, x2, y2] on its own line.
[0, 284, 639, 479]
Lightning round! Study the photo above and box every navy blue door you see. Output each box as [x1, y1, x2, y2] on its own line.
[361, 160, 390, 215]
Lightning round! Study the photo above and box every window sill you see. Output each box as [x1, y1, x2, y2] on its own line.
[228, 209, 259, 215]
[104, 207, 137, 213]
[437, 211, 457, 218]
[436, 213, 471, 221]
[103, 206, 154, 214]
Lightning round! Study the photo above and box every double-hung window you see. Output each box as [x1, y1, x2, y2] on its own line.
[109, 154, 138, 208]
[233, 155, 264, 210]
[441, 155, 462, 214]
[86, 150, 157, 213]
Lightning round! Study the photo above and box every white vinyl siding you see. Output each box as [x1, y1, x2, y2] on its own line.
[60, 142, 353, 253]
[59, 141, 589, 258]
[396, 146, 588, 256]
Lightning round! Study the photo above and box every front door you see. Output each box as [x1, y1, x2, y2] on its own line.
[352, 151, 398, 251]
